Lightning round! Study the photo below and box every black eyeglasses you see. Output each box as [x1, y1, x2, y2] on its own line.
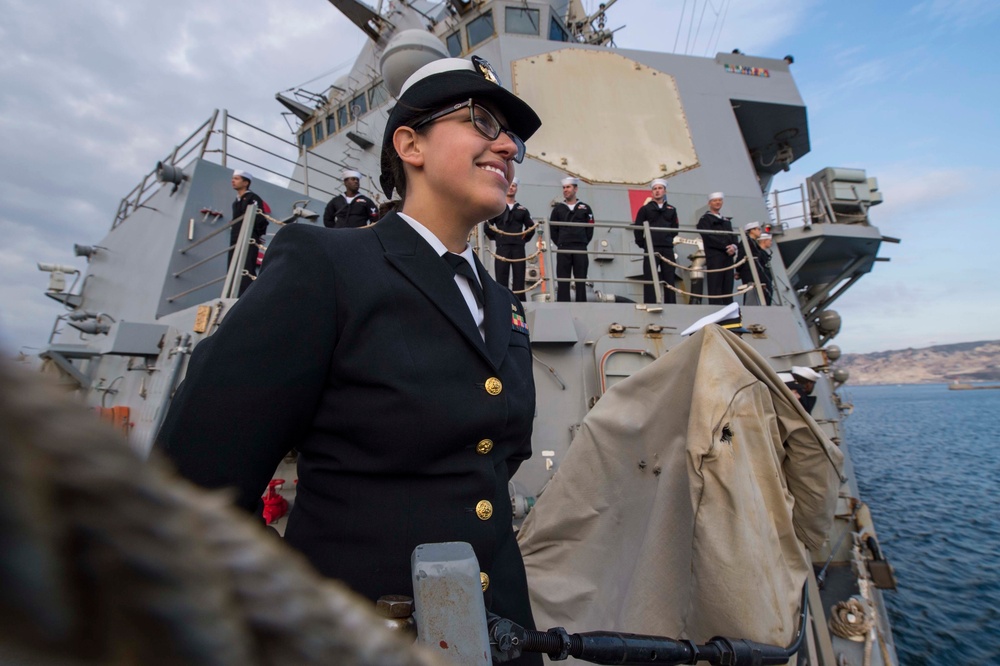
[411, 99, 526, 163]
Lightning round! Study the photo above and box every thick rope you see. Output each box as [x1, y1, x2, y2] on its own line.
[512, 278, 544, 295]
[829, 598, 871, 640]
[829, 597, 874, 666]
[0, 361, 445, 666]
[654, 251, 747, 273]
[486, 221, 540, 237]
[663, 282, 753, 299]
[488, 248, 541, 263]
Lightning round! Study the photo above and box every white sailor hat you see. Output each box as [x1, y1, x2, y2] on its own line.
[511, 176, 520, 185]
[379, 55, 541, 197]
[680, 302, 751, 336]
[651, 178, 668, 189]
[342, 169, 362, 180]
[792, 366, 821, 382]
[708, 191, 724, 200]
[759, 232, 772, 240]
[744, 221, 761, 231]
[561, 176, 579, 187]
[233, 169, 253, 182]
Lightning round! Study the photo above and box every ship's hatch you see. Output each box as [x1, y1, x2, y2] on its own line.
[512, 49, 699, 184]
[730, 99, 810, 179]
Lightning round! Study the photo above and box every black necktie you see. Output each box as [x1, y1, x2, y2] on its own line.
[443, 252, 484, 308]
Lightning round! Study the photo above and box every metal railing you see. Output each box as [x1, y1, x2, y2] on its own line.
[112, 110, 350, 230]
[535, 220, 772, 305]
[770, 183, 810, 231]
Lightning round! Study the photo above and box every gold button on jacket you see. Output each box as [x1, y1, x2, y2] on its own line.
[476, 500, 493, 520]
[476, 438, 494, 454]
[480, 571, 490, 591]
[485, 377, 503, 395]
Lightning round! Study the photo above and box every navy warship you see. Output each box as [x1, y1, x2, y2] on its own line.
[32, 1, 900, 663]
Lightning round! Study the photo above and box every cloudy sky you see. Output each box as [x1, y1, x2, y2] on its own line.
[1, 0, 996, 356]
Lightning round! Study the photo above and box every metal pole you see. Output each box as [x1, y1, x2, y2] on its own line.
[200, 109, 220, 160]
[221, 109, 229, 168]
[543, 222, 557, 301]
[642, 221, 663, 303]
[221, 202, 257, 299]
[303, 147, 310, 196]
[799, 183, 808, 227]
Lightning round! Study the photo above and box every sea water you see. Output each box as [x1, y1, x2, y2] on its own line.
[843, 384, 1000, 665]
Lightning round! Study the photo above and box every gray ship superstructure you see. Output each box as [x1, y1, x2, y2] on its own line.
[34, 1, 899, 663]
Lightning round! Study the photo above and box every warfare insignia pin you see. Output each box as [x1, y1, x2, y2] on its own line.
[472, 55, 501, 86]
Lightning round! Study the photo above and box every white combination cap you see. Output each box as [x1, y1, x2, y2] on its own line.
[233, 169, 253, 182]
[680, 302, 749, 336]
[744, 221, 761, 231]
[342, 169, 362, 180]
[561, 176, 579, 187]
[792, 366, 821, 382]
[651, 178, 668, 189]
[708, 191, 724, 200]
[399, 57, 476, 96]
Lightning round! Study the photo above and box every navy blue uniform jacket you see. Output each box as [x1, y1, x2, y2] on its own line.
[158, 212, 537, 633]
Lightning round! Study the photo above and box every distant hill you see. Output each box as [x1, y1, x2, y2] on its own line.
[838, 340, 1000, 385]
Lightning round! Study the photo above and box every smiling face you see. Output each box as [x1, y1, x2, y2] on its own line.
[399, 99, 517, 234]
[709, 197, 724, 213]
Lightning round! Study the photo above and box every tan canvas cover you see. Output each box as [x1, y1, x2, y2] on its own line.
[518, 326, 844, 648]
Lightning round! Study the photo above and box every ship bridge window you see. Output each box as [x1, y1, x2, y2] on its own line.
[326, 115, 337, 136]
[337, 105, 348, 128]
[369, 81, 389, 109]
[467, 10, 495, 47]
[549, 14, 569, 42]
[506, 7, 540, 35]
[446, 31, 462, 56]
[349, 93, 368, 119]
[299, 128, 314, 149]
[314, 121, 324, 142]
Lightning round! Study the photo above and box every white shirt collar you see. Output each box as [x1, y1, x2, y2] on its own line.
[397, 212, 481, 287]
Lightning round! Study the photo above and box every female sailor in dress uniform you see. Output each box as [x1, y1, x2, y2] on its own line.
[158, 56, 543, 662]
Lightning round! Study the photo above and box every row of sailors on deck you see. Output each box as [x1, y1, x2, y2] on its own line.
[478, 177, 775, 306]
[270, 169, 774, 305]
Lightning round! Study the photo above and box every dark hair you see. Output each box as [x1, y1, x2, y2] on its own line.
[380, 104, 434, 202]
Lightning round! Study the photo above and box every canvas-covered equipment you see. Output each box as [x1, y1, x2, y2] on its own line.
[517, 325, 844, 647]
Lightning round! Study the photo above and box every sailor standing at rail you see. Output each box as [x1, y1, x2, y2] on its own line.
[696, 191, 738, 304]
[485, 176, 534, 301]
[632, 178, 679, 304]
[228, 169, 270, 296]
[322, 169, 379, 229]
[549, 176, 595, 302]
[756, 232, 774, 305]
[737, 220, 763, 304]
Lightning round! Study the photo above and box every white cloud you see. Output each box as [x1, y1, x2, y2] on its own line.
[911, 0, 1000, 31]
